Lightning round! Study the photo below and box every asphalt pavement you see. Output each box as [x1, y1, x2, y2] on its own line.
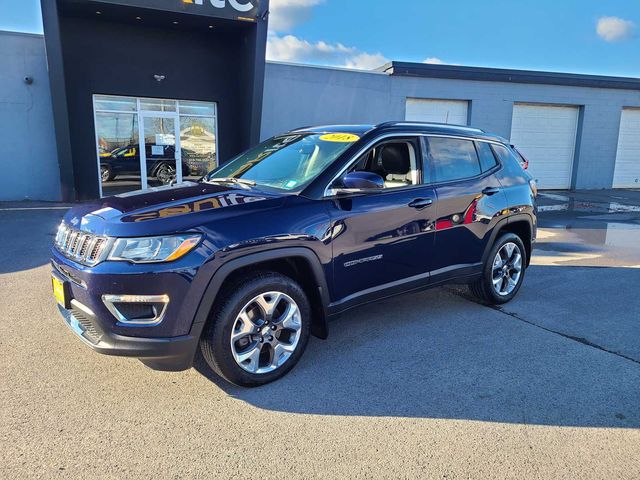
[1, 190, 640, 479]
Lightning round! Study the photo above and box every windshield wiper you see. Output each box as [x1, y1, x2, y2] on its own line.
[205, 177, 257, 187]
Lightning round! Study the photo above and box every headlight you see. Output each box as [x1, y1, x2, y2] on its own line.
[107, 234, 201, 263]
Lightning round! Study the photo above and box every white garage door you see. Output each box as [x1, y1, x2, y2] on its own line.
[613, 108, 640, 188]
[405, 98, 469, 125]
[510, 104, 579, 189]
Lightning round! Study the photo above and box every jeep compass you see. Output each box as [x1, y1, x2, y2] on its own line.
[51, 122, 537, 387]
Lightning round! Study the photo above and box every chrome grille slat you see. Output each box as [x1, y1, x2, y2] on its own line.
[78, 234, 91, 258]
[54, 223, 109, 266]
[61, 228, 70, 249]
[89, 238, 106, 262]
[69, 232, 80, 256]
[63, 230, 74, 251]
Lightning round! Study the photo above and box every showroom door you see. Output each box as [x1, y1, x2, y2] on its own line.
[612, 108, 640, 188]
[510, 103, 579, 189]
[139, 112, 182, 189]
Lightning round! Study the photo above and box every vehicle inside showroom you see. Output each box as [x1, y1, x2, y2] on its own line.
[41, 0, 268, 201]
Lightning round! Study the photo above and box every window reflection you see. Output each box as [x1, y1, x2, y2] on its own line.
[96, 112, 141, 196]
[94, 95, 218, 196]
[180, 117, 217, 180]
[144, 117, 178, 188]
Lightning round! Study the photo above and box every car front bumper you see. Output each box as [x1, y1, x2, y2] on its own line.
[50, 246, 213, 371]
[56, 296, 199, 371]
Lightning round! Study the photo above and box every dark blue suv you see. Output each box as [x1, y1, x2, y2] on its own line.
[51, 122, 537, 387]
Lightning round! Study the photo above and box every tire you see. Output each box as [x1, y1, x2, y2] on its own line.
[100, 165, 114, 182]
[469, 232, 527, 305]
[200, 271, 311, 387]
[155, 163, 176, 185]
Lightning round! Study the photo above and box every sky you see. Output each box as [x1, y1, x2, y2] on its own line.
[2, 0, 639, 77]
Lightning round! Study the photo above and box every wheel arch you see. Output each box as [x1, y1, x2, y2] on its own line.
[189, 248, 330, 344]
[482, 214, 534, 267]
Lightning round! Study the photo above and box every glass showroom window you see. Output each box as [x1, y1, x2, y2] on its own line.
[93, 95, 218, 197]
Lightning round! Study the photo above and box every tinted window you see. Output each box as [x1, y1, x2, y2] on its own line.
[492, 144, 524, 170]
[476, 142, 498, 172]
[209, 133, 355, 191]
[428, 137, 481, 182]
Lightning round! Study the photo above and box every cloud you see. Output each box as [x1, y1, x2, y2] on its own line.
[269, 0, 325, 32]
[423, 57, 446, 65]
[344, 53, 390, 70]
[596, 16, 636, 42]
[266, 33, 389, 70]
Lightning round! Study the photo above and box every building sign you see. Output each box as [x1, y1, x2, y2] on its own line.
[183, 0, 255, 14]
[83, 0, 264, 21]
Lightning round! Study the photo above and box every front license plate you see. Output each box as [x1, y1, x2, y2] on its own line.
[52, 275, 67, 308]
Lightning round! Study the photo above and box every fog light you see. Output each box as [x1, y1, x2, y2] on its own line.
[102, 294, 169, 326]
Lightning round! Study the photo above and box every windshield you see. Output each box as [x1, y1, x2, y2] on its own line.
[205, 133, 360, 191]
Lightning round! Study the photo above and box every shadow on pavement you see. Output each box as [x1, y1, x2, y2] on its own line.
[0, 207, 67, 274]
[195, 265, 640, 429]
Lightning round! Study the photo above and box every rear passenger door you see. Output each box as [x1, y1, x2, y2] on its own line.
[425, 136, 508, 282]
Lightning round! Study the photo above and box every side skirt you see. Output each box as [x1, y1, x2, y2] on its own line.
[327, 264, 482, 318]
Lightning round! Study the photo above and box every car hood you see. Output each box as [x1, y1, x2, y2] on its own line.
[63, 182, 287, 237]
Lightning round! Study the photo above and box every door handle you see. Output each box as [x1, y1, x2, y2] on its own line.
[408, 198, 433, 209]
[482, 186, 501, 196]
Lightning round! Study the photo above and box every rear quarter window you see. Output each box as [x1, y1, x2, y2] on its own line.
[476, 142, 498, 172]
[492, 144, 525, 171]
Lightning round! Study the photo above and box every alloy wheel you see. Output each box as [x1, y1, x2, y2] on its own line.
[230, 291, 302, 374]
[157, 164, 176, 184]
[491, 242, 523, 296]
[101, 166, 110, 182]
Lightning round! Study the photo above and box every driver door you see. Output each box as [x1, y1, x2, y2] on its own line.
[327, 136, 437, 304]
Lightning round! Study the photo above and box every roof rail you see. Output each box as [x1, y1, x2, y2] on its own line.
[377, 121, 484, 133]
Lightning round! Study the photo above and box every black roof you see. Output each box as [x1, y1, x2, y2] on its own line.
[292, 121, 508, 143]
[290, 124, 375, 135]
[381, 61, 640, 91]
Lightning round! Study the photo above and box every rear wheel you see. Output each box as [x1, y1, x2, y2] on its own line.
[100, 165, 114, 182]
[469, 232, 526, 304]
[200, 272, 311, 387]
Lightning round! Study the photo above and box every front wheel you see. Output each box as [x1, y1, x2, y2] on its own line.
[200, 272, 311, 387]
[469, 232, 527, 304]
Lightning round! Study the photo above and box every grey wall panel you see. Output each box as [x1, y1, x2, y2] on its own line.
[0, 31, 61, 201]
[263, 62, 640, 189]
[261, 62, 395, 140]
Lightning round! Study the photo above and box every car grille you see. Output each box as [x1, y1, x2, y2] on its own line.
[54, 224, 111, 266]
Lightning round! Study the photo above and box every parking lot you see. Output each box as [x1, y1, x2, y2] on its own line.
[1, 190, 640, 479]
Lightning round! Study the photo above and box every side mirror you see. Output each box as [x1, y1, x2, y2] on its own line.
[332, 171, 384, 194]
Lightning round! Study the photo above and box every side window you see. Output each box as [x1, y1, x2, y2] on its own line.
[348, 140, 420, 189]
[427, 137, 481, 183]
[492, 144, 524, 170]
[476, 142, 498, 172]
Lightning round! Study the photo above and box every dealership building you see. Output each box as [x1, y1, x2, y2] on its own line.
[1, 0, 640, 201]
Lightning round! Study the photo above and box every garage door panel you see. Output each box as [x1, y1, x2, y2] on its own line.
[406, 99, 469, 125]
[613, 108, 640, 188]
[510, 104, 579, 189]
